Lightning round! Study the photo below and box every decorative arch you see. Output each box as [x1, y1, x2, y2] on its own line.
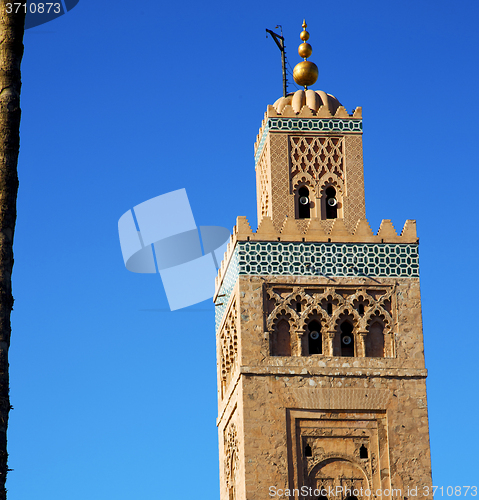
[292, 173, 316, 194]
[364, 307, 392, 331]
[318, 175, 344, 220]
[269, 313, 292, 357]
[317, 174, 344, 197]
[267, 305, 297, 332]
[331, 309, 359, 357]
[319, 288, 344, 316]
[332, 306, 360, 330]
[289, 291, 314, 316]
[308, 456, 370, 496]
[293, 175, 317, 219]
[350, 290, 373, 318]
[302, 305, 330, 329]
[364, 314, 387, 358]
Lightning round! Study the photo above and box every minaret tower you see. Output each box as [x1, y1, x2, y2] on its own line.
[215, 21, 432, 500]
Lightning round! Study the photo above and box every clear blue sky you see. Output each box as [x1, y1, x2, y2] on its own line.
[8, 0, 479, 498]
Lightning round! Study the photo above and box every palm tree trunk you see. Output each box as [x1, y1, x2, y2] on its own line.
[0, 3, 25, 498]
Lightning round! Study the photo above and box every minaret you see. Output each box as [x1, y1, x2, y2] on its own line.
[215, 21, 432, 500]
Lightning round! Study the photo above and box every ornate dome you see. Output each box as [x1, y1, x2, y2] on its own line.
[273, 89, 342, 115]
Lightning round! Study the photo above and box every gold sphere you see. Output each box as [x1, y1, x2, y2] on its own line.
[293, 60, 318, 87]
[300, 30, 310, 41]
[298, 42, 312, 59]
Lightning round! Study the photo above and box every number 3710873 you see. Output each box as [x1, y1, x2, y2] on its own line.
[5, 3, 61, 14]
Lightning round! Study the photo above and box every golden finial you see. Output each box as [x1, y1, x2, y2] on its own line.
[293, 19, 318, 89]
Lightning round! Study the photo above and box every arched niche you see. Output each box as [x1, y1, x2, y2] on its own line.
[271, 318, 291, 356]
[366, 320, 385, 357]
[309, 457, 369, 499]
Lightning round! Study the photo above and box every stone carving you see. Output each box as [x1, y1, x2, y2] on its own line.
[219, 298, 238, 398]
[224, 421, 239, 491]
[266, 285, 395, 357]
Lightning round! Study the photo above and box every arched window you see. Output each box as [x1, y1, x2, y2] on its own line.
[340, 321, 354, 357]
[298, 186, 311, 219]
[325, 186, 338, 219]
[366, 321, 385, 357]
[305, 444, 312, 457]
[307, 319, 322, 355]
[271, 319, 291, 356]
[360, 444, 368, 458]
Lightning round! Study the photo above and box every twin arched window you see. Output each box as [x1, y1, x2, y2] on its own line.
[296, 184, 340, 220]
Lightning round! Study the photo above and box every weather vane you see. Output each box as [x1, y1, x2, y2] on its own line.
[266, 25, 288, 97]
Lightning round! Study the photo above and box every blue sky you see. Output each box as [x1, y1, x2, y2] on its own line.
[7, 0, 479, 498]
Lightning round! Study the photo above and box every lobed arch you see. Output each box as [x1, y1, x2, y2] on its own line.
[267, 308, 297, 332]
[364, 307, 392, 331]
[331, 306, 361, 331]
[321, 288, 344, 306]
[317, 174, 344, 198]
[288, 290, 315, 315]
[301, 305, 331, 331]
[292, 173, 316, 194]
[349, 290, 374, 308]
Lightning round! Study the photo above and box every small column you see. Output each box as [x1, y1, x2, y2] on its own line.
[357, 331, 368, 357]
[385, 331, 394, 358]
[325, 330, 336, 356]
[296, 331, 306, 356]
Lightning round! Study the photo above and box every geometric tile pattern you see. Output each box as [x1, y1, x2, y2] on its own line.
[216, 241, 419, 331]
[255, 118, 362, 167]
[255, 121, 271, 167]
[238, 241, 419, 277]
[269, 118, 362, 133]
[215, 249, 239, 332]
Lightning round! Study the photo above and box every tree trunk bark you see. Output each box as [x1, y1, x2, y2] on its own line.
[0, 3, 25, 498]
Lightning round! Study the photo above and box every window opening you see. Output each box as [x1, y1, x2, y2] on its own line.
[340, 321, 354, 357]
[360, 444, 368, 459]
[308, 320, 322, 355]
[325, 186, 338, 219]
[298, 186, 311, 219]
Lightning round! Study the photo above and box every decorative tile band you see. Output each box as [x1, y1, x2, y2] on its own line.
[215, 249, 239, 332]
[255, 118, 363, 167]
[215, 241, 418, 331]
